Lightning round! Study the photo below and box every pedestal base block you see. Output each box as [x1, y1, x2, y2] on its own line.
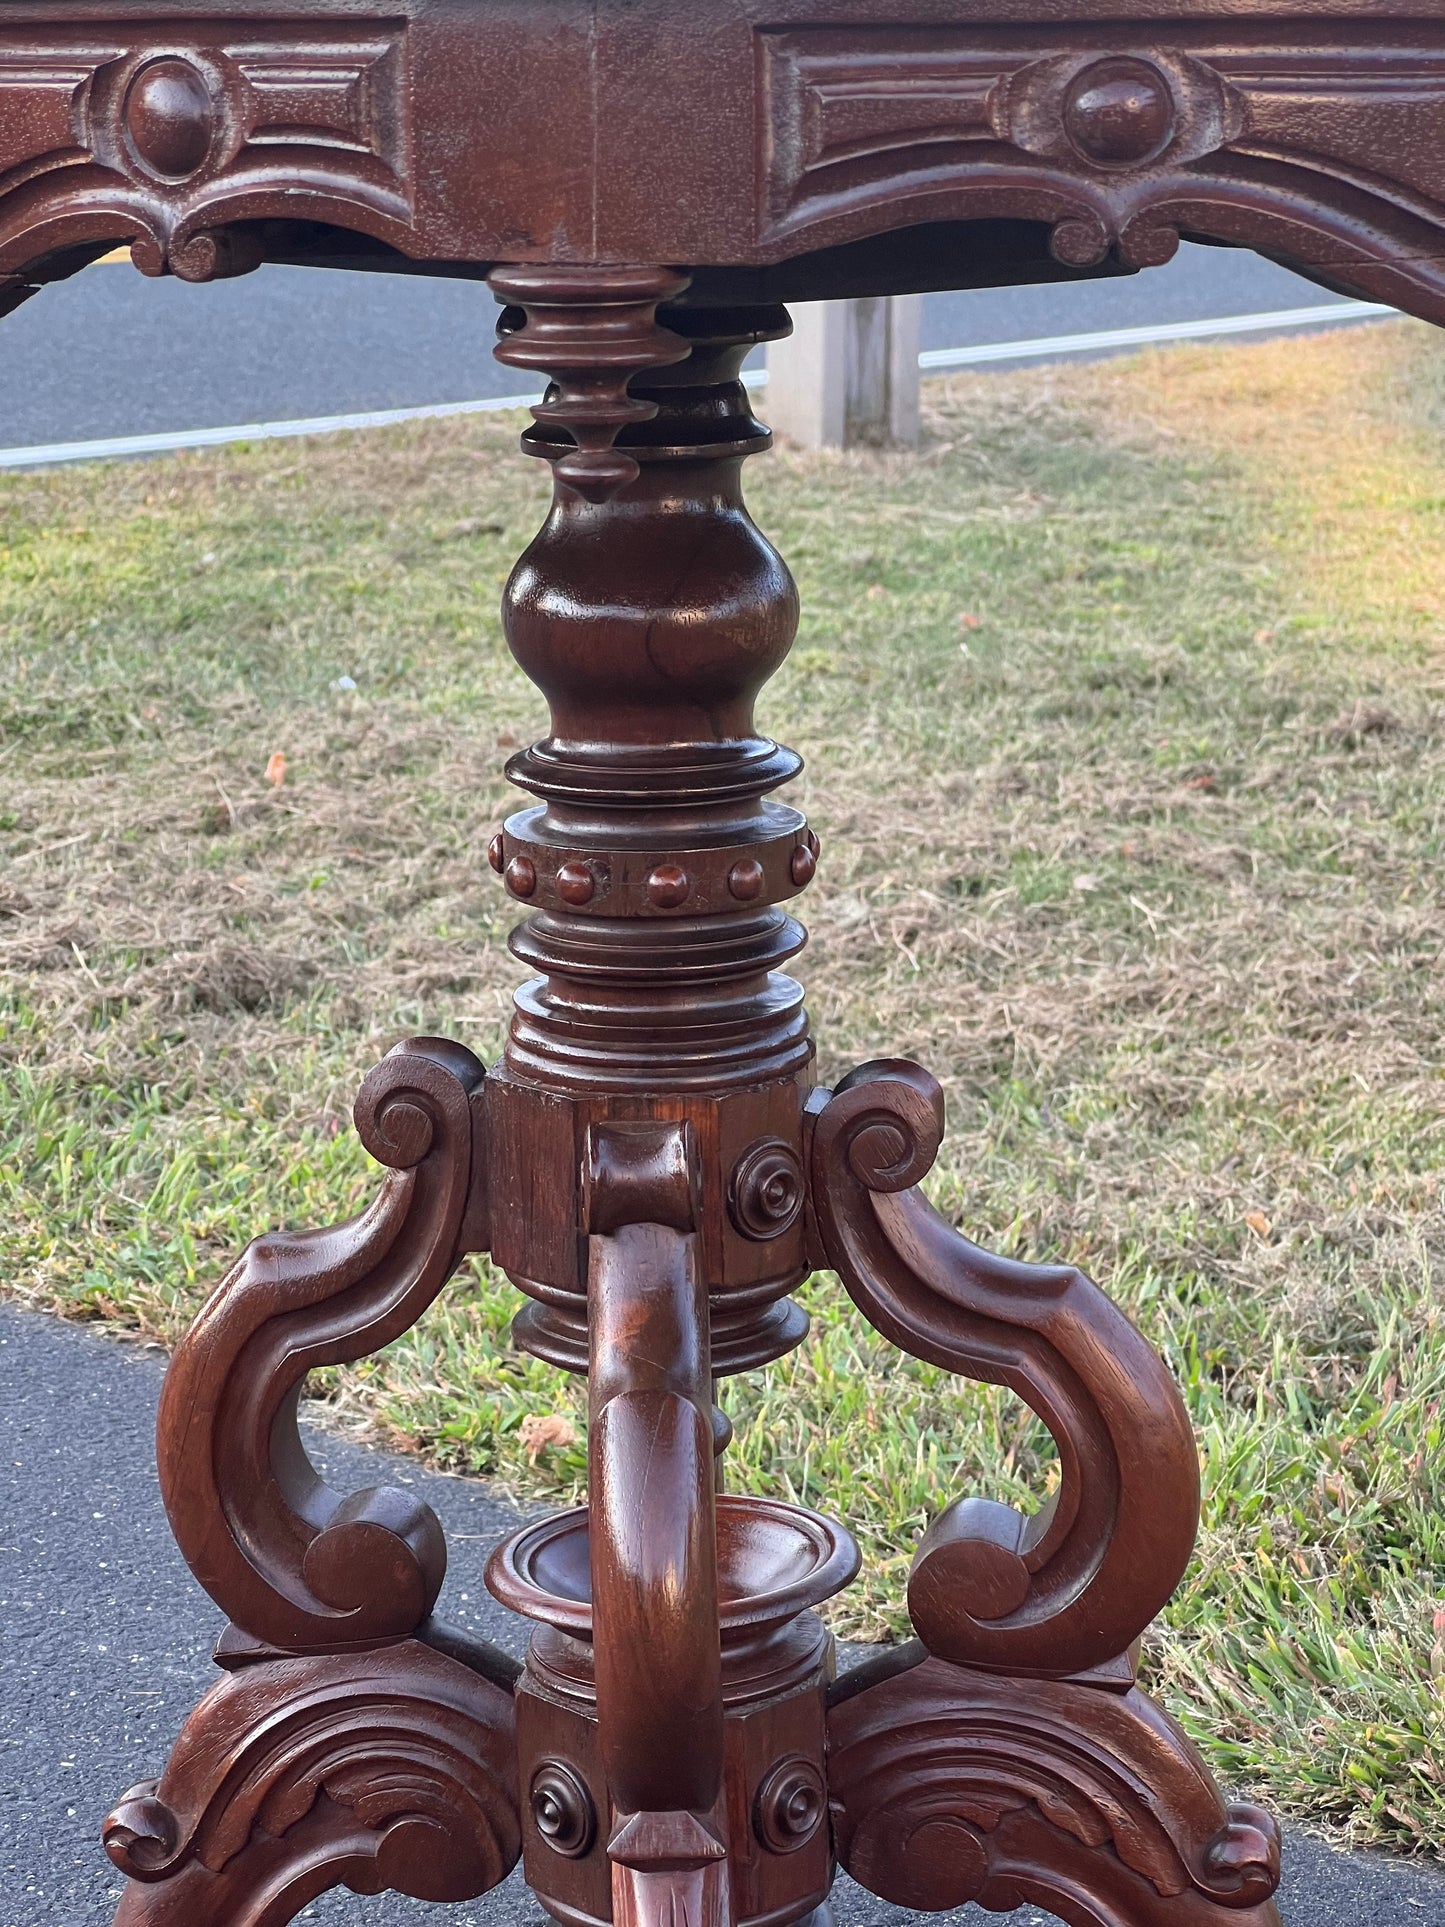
[489, 1496, 859, 1927]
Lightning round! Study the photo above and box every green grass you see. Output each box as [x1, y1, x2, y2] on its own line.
[3, 317, 1444, 1853]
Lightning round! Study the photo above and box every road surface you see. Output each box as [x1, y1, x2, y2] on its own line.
[0, 244, 1374, 451]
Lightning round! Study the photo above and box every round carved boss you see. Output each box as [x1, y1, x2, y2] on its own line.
[123, 56, 219, 181]
[1063, 57, 1176, 167]
[729, 1138, 806, 1241]
[755, 1757, 826, 1855]
[530, 1762, 596, 1858]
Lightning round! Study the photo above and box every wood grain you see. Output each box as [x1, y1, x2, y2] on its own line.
[829, 1650, 1282, 1925]
[155, 1035, 486, 1656]
[6, 8, 1445, 323]
[103, 1639, 520, 1923]
[808, 1060, 1201, 1680]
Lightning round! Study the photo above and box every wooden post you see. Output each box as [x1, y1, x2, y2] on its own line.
[764, 296, 921, 449]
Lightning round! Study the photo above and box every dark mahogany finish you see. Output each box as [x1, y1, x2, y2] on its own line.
[7, 3, 1445, 327]
[102, 1641, 522, 1922]
[11, 1, 1445, 321]
[6, 3, 1431, 1921]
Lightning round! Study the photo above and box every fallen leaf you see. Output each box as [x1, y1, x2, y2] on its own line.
[264, 751, 287, 788]
[519, 1414, 579, 1461]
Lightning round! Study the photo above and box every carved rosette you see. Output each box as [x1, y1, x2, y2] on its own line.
[103, 1641, 522, 1923]
[998, 50, 1244, 268]
[761, 29, 1249, 268]
[759, 26, 1445, 318]
[0, 28, 410, 283]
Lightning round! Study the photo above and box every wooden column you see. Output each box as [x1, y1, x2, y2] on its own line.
[101, 266, 1283, 1927]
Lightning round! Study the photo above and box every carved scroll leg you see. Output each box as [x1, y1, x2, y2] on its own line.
[103, 1640, 521, 1927]
[156, 1034, 489, 1655]
[828, 1652, 1280, 1927]
[101, 1036, 500, 1919]
[808, 1059, 1204, 1677]
[809, 1061, 1283, 1925]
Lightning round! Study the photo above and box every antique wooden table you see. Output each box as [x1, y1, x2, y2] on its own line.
[6, 5, 1443, 1923]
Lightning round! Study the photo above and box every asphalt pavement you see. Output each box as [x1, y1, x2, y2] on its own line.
[3, 1302, 1444, 1927]
[0, 243, 1368, 450]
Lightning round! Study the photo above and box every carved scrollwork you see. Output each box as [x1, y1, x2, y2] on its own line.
[129, 222, 262, 282]
[758, 24, 1445, 324]
[828, 1652, 1281, 1925]
[155, 1035, 488, 1653]
[807, 1060, 1200, 1680]
[0, 26, 411, 285]
[103, 1639, 522, 1924]
[1000, 49, 1245, 270]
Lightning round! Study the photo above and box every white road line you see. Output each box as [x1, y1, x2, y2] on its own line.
[0, 391, 548, 471]
[0, 302, 1395, 470]
[919, 299, 1393, 369]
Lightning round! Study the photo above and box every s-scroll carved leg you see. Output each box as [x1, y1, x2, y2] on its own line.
[103, 1034, 503, 1922]
[103, 1640, 521, 1925]
[157, 1033, 488, 1654]
[809, 1061, 1282, 1924]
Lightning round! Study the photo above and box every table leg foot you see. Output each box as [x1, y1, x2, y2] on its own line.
[829, 1650, 1281, 1926]
[103, 1640, 521, 1926]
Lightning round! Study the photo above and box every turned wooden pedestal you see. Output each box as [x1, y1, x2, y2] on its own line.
[95, 273, 1282, 1927]
[7, 5, 1445, 1923]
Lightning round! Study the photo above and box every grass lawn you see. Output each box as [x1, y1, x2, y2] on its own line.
[2, 318, 1443, 1854]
